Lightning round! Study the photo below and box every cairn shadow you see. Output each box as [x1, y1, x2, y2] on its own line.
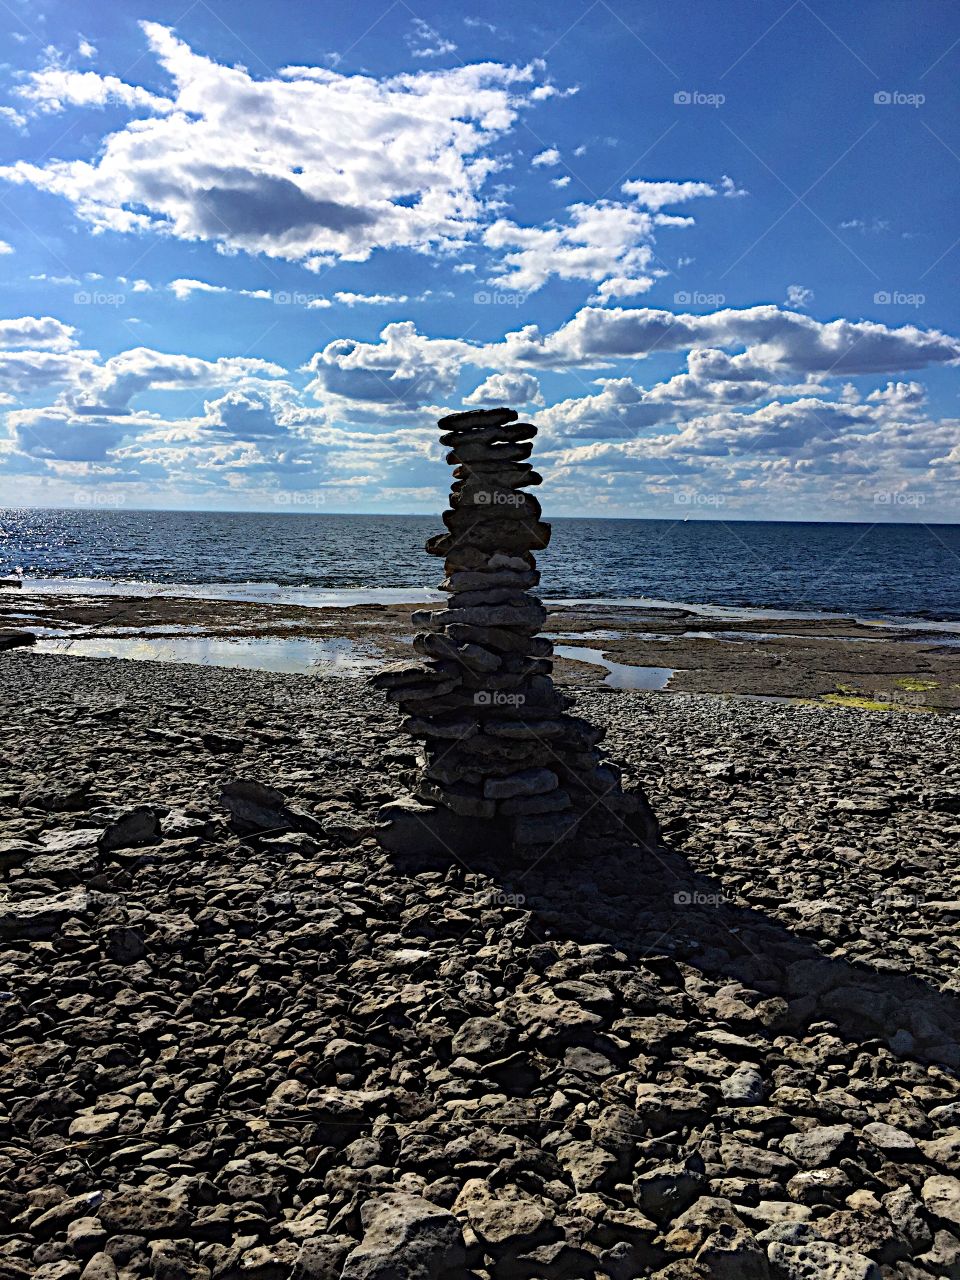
[392, 835, 960, 1067]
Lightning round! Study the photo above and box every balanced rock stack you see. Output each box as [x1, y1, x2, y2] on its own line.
[374, 406, 659, 859]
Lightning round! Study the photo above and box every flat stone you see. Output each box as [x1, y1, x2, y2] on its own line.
[483, 717, 567, 739]
[445, 441, 532, 465]
[402, 716, 478, 740]
[499, 789, 571, 815]
[720, 1136, 798, 1180]
[414, 632, 501, 673]
[440, 420, 535, 447]
[69, 1111, 121, 1139]
[38, 828, 101, 853]
[417, 781, 496, 818]
[452, 463, 543, 487]
[99, 807, 160, 852]
[484, 768, 559, 799]
[438, 406, 518, 430]
[31, 1193, 105, 1237]
[0, 888, 90, 939]
[861, 1121, 917, 1156]
[441, 568, 540, 592]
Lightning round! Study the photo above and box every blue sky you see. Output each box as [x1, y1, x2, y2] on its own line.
[0, 0, 958, 519]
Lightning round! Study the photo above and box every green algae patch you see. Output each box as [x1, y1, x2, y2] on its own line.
[821, 693, 934, 713]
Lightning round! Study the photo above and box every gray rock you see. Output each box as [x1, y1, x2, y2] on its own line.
[780, 1125, 854, 1169]
[663, 1197, 746, 1254]
[31, 1193, 105, 1237]
[78, 1256, 117, 1280]
[920, 1128, 960, 1166]
[766, 1239, 881, 1279]
[483, 768, 558, 799]
[65, 1218, 107, 1259]
[99, 806, 159, 852]
[293, 1236, 353, 1279]
[453, 1178, 557, 1250]
[881, 1186, 932, 1251]
[861, 1121, 916, 1156]
[96, 1191, 191, 1237]
[696, 1225, 771, 1279]
[633, 1158, 706, 1222]
[450, 1017, 512, 1059]
[19, 779, 88, 811]
[720, 1136, 797, 1180]
[721, 1065, 766, 1105]
[0, 888, 90, 940]
[922, 1175, 960, 1228]
[340, 1192, 465, 1279]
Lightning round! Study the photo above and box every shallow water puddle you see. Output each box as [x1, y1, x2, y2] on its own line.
[553, 643, 675, 690]
[31, 634, 380, 676]
[543, 629, 625, 641]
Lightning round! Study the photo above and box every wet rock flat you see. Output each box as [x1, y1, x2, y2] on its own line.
[1, 652, 959, 1280]
[6, 588, 958, 709]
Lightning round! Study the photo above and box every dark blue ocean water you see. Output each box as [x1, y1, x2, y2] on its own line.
[1, 508, 958, 620]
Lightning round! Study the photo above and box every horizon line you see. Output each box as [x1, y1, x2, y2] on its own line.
[0, 503, 958, 528]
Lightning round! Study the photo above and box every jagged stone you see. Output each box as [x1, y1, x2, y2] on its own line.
[373, 659, 460, 689]
[413, 632, 501, 672]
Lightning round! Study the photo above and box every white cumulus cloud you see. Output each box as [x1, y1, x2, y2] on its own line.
[1, 24, 545, 267]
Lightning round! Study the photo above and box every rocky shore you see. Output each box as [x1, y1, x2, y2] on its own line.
[2, 650, 959, 1279]
[5, 588, 959, 710]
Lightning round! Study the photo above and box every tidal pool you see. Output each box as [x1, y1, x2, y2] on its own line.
[553, 643, 675, 690]
[31, 634, 380, 676]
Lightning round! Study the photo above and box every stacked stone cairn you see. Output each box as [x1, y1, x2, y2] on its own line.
[373, 406, 659, 859]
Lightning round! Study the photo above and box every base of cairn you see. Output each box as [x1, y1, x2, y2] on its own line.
[372, 405, 661, 862]
[375, 787, 660, 861]
[375, 796, 511, 859]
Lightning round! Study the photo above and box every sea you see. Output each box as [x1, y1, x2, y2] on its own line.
[1, 508, 959, 623]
